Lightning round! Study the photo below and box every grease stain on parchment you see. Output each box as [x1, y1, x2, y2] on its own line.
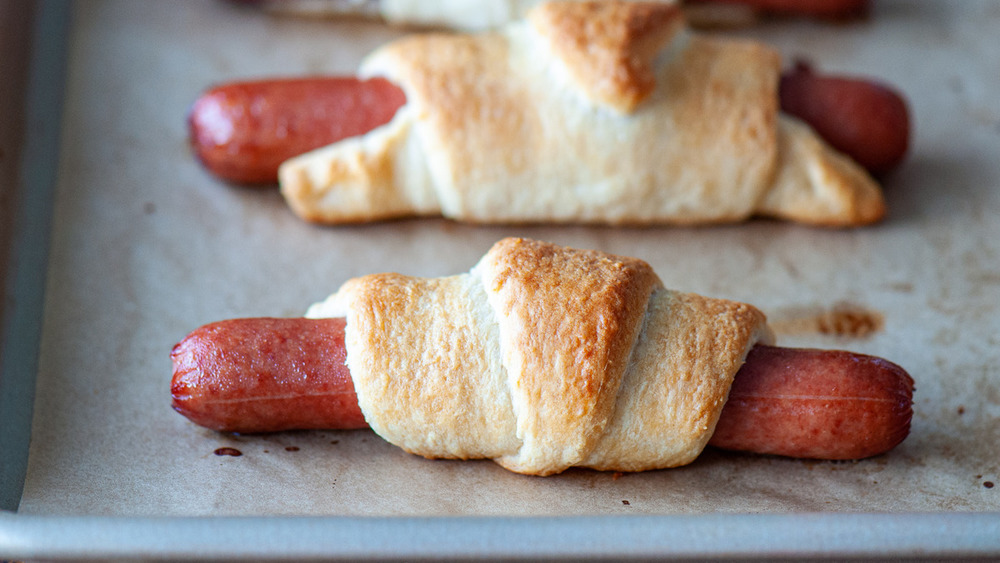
[768, 302, 885, 339]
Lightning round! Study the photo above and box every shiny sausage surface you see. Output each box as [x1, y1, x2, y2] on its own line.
[171, 317, 367, 431]
[708, 344, 914, 459]
[688, 0, 869, 20]
[171, 317, 914, 460]
[188, 77, 406, 184]
[779, 61, 910, 175]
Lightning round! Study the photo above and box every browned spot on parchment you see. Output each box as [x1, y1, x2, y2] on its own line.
[769, 303, 885, 339]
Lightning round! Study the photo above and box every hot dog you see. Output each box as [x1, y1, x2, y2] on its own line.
[171, 317, 914, 461]
[779, 61, 910, 175]
[188, 77, 406, 184]
[710, 344, 913, 460]
[686, 0, 869, 21]
[170, 317, 367, 432]
[189, 64, 908, 185]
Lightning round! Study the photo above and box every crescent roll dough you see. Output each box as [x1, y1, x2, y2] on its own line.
[306, 237, 774, 475]
[280, 1, 885, 227]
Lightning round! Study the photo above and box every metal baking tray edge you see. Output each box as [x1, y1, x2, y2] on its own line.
[2, 1, 1000, 561]
[1, 512, 999, 561]
[1, 0, 68, 515]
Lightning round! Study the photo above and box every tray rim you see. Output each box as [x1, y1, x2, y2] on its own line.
[2, 1, 1000, 560]
[3, 512, 1000, 561]
[0, 0, 69, 513]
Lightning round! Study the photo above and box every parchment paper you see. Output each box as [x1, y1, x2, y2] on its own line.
[17, 0, 1000, 517]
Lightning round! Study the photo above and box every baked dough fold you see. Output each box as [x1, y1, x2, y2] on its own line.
[306, 237, 773, 475]
[280, 1, 884, 227]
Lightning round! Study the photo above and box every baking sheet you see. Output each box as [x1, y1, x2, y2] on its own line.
[3, 0, 1000, 558]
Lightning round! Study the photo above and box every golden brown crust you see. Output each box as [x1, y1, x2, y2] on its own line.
[330, 272, 522, 460]
[759, 115, 886, 226]
[583, 289, 772, 471]
[307, 238, 772, 475]
[477, 237, 661, 473]
[529, 1, 685, 112]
